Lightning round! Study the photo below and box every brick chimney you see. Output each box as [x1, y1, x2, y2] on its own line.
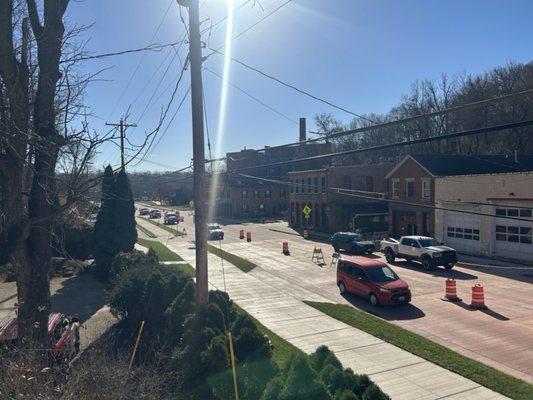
[299, 117, 306, 142]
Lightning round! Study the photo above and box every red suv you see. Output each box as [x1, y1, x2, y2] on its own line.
[336, 256, 411, 306]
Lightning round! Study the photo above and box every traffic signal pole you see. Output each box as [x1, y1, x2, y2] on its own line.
[185, 0, 209, 308]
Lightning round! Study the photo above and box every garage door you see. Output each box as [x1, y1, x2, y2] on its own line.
[493, 205, 533, 262]
[443, 211, 483, 255]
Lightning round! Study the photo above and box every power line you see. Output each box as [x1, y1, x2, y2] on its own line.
[204, 66, 298, 125]
[237, 173, 533, 223]
[226, 119, 533, 173]
[208, 46, 374, 121]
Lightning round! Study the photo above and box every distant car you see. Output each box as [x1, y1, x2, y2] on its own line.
[164, 213, 178, 225]
[139, 208, 150, 216]
[207, 223, 224, 240]
[149, 210, 161, 219]
[336, 256, 411, 306]
[380, 236, 457, 270]
[331, 232, 375, 255]
[0, 312, 80, 362]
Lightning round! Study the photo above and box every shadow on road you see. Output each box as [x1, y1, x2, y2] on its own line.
[51, 272, 107, 324]
[391, 261, 478, 280]
[450, 300, 510, 321]
[342, 292, 426, 321]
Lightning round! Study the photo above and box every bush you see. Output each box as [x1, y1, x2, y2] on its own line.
[52, 213, 94, 260]
[109, 250, 158, 282]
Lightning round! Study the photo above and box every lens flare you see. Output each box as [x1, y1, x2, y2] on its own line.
[208, 0, 234, 222]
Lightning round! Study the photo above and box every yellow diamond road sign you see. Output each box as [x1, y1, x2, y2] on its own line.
[302, 205, 312, 216]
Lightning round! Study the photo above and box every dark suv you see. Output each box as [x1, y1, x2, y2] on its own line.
[331, 232, 375, 255]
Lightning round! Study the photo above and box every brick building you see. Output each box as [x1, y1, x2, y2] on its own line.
[288, 164, 391, 234]
[386, 154, 533, 238]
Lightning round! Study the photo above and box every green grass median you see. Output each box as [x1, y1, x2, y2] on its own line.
[207, 243, 256, 273]
[305, 301, 533, 400]
[137, 238, 184, 262]
[136, 221, 156, 238]
[139, 216, 183, 236]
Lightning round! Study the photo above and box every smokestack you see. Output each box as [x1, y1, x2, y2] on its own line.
[299, 118, 306, 142]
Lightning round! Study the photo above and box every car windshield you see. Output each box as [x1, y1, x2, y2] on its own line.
[208, 224, 220, 230]
[419, 238, 440, 247]
[366, 266, 399, 282]
[350, 234, 363, 241]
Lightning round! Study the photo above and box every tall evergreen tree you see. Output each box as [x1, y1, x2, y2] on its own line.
[113, 168, 137, 253]
[93, 165, 117, 280]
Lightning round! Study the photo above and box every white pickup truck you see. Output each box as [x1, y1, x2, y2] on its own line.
[380, 236, 457, 270]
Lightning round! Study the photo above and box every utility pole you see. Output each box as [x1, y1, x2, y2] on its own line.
[179, 0, 208, 308]
[106, 119, 137, 169]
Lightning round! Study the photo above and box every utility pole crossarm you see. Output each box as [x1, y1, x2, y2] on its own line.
[106, 119, 137, 170]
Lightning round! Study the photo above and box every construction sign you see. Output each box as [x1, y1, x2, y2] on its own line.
[302, 204, 312, 216]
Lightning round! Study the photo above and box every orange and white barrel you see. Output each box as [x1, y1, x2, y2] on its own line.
[282, 241, 290, 255]
[441, 278, 460, 302]
[246, 232, 251, 242]
[239, 229, 244, 239]
[471, 283, 486, 308]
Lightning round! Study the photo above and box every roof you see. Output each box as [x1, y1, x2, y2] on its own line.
[386, 154, 533, 178]
[340, 255, 387, 268]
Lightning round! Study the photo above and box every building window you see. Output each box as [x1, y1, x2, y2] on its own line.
[307, 178, 312, 193]
[253, 189, 260, 198]
[321, 177, 326, 193]
[365, 176, 374, 192]
[295, 179, 299, 194]
[241, 190, 248, 199]
[422, 179, 430, 199]
[300, 179, 305, 194]
[495, 225, 532, 244]
[391, 179, 400, 198]
[290, 180, 293, 194]
[265, 189, 271, 198]
[241, 204, 249, 213]
[447, 226, 480, 241]
[496, 207, 532, 218]
[280, 189, 286, 198]
[259, 204, 265, 211]
[314, 177, 319, 193]
[405, 179, 414, 198]
[343, 175, 351, 190]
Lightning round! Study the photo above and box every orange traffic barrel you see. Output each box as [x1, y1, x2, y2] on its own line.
[441, 278, 460, 302]
[471, 283, 486, 309]
[303, 229, 309, 239]
[239, 229, 244, 239]
[246, 232, 251, 242]
[282, 241, 290, 255]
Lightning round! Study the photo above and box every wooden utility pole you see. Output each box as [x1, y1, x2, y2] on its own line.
[106, 119, 137, 169]
[179, 0, 208, 307]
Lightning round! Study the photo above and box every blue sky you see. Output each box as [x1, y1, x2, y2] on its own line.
[68, 0, 533, 172]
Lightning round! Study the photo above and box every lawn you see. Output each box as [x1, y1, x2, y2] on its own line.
[136, 221, 156, 238]
[139, 216, 183, 236]
[234, 304, 303, 368]
[137, 238, 184, 262]
[305, 301, 533, 400]
[207, 243, 257, 273]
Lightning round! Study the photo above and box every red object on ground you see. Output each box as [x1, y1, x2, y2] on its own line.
[239, 229, 244, 239]
[471, 283, 486, 308]
[442, 278, 460, 302]
[336, 255, 411, 305]
[0, 312, 80, 361]
[282, 241, 290, 255]
[246, 232, 251, 242]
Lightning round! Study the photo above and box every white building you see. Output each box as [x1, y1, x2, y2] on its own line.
[435, 172, 533, 263]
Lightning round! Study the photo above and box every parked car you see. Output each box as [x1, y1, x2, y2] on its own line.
[0, 312, 80, 362]
[139, 208, 150, 216]
[336, 256, 411, 306]
[380, 236, 457, 270]
[149, 210, 161, 219]
[164, 213, 178, 225]
[331, 232, 375, 254]
[207, 223, 224, 240]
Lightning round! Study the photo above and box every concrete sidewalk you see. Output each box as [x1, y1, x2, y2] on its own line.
[136, 219, 508, 399]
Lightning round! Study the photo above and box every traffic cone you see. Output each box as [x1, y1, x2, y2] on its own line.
[239, 229, 244, 239]
[441, 278, 461, 302]
[303, 229, 309, 239]
[470, 283, 486, 309]
[282, 242, 290, 255]
[246, 232, 251, 242]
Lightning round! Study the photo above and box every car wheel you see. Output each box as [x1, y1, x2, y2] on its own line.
[333, 245, 339, 253]
[338, 281, 346, 294]
[369, 293, 379, 306]
[421, 257, 433, 271]
[366, 250, 374, 255]
[385, 249, 395, 263]
[444, 263, 454, 270]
